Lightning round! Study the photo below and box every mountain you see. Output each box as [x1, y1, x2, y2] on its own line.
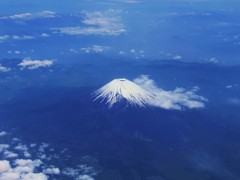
[93, 78, 154, 108]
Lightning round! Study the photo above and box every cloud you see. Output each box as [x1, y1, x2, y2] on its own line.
[173, 55, 182, 60]
[0, 11, 56, 21]
[14, 51, 21, 54]
[14, 144, 31, 158]
[0, 144, 10, 152]
[0, 64, 11, 72]
[0, 35, 35, 43]
[226, 85, 233, 89]
[18, 58, 54, 70]
[208, 57, 218, 63]
[52, 10, 126, 36]
[43, 167, 60, 175]
[0, 35, 10, 42]
[0, 159, 48, 180]
[78, 175, 94, 180]
[80, 45, 110, 53]
[0, 161, 11, 173]
[63, 166, 96, 180]
[133, 75, 207, 110]
[0, 131, 7, 137]
[41, 33, 50, 38]
[0, 130, 98, 180]
[4, 151, 18, 158]
[118, 49, 145, 59]
[12, 35, 34, 40]
[111, 0, 141, 3]
[0, 137, 49, 180]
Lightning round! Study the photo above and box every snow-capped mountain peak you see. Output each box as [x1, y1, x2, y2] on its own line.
[93, 78, 154, 108]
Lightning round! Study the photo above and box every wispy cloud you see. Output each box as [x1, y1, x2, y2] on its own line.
[134, 75, 207, 110]
[52, 10, 126, 36]
[0, 34, 36, 43]
[0, 65, 11, 72]
[0, 129, 97, 180]
[0, 11, 56, 21]
[0, 131, 7, 137]
[111, 0, 141, 3]
[41, 33, 50, 38]
[18, 58, 54, 70]
[0, 35, 10, 42]
[12, 35, 35, 40]
[80, 45, 110, 53]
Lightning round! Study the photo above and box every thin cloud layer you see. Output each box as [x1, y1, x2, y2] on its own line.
[134, 75, 207, 110]
[12, 35, 34, 40]
[0, 65, 11, 72]
[18, 59, 54, 70]
[0, 11, 56, 21]
[0, 34, 36, 43]
[52, 10, 126, 36]
[0, 35, 10, 42]
[80, 45, 110, 53]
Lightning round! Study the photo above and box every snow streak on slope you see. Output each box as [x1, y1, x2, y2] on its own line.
[93, 78, 154, 108]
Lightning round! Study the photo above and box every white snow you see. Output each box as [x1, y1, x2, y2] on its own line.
[93, 78, 154, 108]
[93, 76, 207, 110]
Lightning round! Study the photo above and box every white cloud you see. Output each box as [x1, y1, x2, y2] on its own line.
[15, 144, 28, 152]
[0, 161, 11, 173]
[14, 51, 21, 54]
[4, 151, 18, 158]
[0, 35, 10, 42]
[52, 10, 126, 36]
[69, 49, 78, 53]
[14, 144, 31, 158]
[0, 11, 56, 21]
[12, 35, 34, 40]
[173, 55, 182, 60]
[119, 51, 126, 55]
[63, 164, 96, 180]
[0, 140, 49, 180]
[0, 131, 7, 137]
[209, 57, 218, 63]
[18, 59, 54, 70]
[0, 35, 35, 43]
[0, 144, 10, 152]
[38, 143, 49, 153]
[43, 167, 60, 175]
[134, 75, 207, 110]
[130, 49, 136, 53]
[226, 85, 233, 89]
[0, 159, 48, 180]
[0, 130, 98, 180]
[41, 33, 50, 38]
[78, 174, 94, 180]
[80, 45, 110, 53]
[21, 173, 48, 180]
[111, 0, 140, 3]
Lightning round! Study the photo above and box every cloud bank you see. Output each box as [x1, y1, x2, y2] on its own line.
[0, 130, 97, 180]
[134, 75, 207, 110]
[80, 45, 110, 53]
[52, 10, 126, 36]
[0, 65, 11, 72]
[18, 59, 54, 70]
[0, 11, 56, 21]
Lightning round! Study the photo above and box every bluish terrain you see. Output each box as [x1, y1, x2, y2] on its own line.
[0, 0, 240, 180]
